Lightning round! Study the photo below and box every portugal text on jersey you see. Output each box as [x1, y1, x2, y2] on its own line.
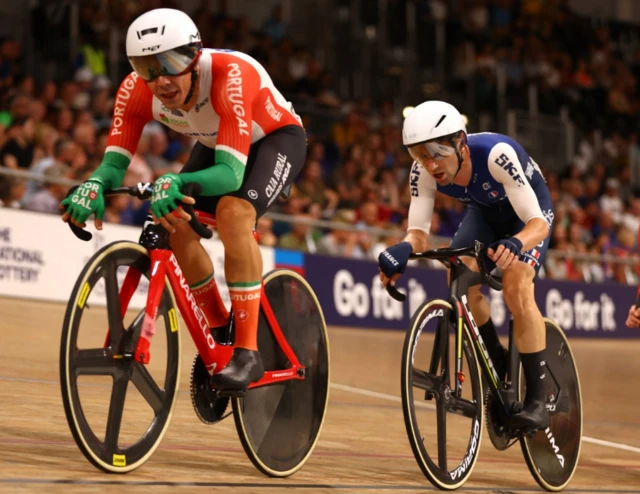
[102, 48, 302, 180]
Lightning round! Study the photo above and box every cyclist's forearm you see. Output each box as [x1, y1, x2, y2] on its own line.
[90, 161, 127, 189]
[179, 162, 243, 196]
[405, 229, 429, 253]
[513, 217, 548, 251]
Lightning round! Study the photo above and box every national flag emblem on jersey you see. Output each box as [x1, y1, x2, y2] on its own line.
[526, 249, 540, 266]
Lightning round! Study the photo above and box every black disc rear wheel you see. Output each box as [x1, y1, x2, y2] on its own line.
[232, 269, 330, 477]
[520, 318, 582, 491]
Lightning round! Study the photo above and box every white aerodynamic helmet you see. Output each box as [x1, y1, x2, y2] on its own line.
[402, 101, 467, 163]
[126, 8, 202, 81]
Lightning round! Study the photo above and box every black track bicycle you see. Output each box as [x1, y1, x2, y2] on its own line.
[387, 241, 582, 491]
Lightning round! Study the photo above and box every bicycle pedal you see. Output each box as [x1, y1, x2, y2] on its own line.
[215, 388, 247, 398]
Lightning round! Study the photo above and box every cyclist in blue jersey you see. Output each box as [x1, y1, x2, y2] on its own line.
[379, 101, 554, 430]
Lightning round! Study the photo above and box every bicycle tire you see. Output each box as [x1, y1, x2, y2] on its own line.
[519, 318, 582, 491]
[401, 299, 484, 490]
[60, 241, 181, 473]
[232, 269, 330, 477]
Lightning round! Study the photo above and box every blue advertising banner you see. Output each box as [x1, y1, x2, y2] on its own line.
[302, 253, 640, 338]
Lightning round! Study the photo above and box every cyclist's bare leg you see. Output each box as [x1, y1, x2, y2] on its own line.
[211, 196, 265, 391]
[169, 225, 211, 279]
[169, 225, 229, 327]
[501, 263, 545, 353]
[502, 261, 548, 429]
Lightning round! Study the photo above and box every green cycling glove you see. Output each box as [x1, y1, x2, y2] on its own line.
[61, 180, 105, 225]
[150, 173, 186, 218]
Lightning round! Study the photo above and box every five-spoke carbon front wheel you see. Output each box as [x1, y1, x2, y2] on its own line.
[401, 299, 484, 490]
[60, 241, 181, 473]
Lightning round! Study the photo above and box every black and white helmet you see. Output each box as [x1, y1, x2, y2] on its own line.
[126, 8, 202, 82]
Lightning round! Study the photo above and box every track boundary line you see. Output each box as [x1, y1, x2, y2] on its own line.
[330, 383, 640, 454]
[1, 377, 639, 454]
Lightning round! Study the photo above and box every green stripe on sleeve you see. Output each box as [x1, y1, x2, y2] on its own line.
[179, 155, 245, 197]
[90, 151, 131, 189]
[215, 149, 246, 185]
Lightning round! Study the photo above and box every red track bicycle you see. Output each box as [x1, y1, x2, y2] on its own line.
[59, 183, 330, 476]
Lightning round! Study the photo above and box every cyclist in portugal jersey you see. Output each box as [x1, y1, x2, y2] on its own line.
[378, 101, 554, 431]
[61, 8, 306, 393]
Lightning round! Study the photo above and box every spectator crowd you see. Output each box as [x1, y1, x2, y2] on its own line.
[1, 0, 640, 285]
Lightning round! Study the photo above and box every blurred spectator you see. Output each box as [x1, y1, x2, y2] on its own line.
[103, 195, 130, 224]
[22, 162, 70, 214]
[295, 59, 322, 101]
[123, 137, 154, 187]
[0, 177, 26, 208]
[256, 216, 278, 247]
[0, 38, 22, 90]
[143, 124, 174, 177]
[72, 121, 97, 159]
[296, 160, 339, 216]
[53, 107, 74, 137]
[331, 158, 361, 209]
[25, 137, 80, 199]
[278, 214, 317, 253]
[0, 117, 35, 168]
[289, 45, 310, 82]
[599, 178, 624, 223]
[263, 5, 288, 45]
[316, 211, 366, 259]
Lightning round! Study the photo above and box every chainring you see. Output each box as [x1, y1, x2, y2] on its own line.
[190, 353, 231, 425]
[485, 388, 514, 451]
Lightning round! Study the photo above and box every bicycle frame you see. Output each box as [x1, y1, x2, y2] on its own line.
[104, 210, 306, 388]
[429, 256, 514, 416]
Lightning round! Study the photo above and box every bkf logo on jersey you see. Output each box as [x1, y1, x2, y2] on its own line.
[489, 190, 499, 198]
[494, 153, 525, 186]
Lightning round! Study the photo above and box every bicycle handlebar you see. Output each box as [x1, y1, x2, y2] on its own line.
[64, 182, 213, 241]
[385, 240, 503, 302]
[180, 182, 213, 239]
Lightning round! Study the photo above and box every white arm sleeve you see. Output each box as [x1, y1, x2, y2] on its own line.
[488, 143, 546, 226]
[407, 162, 437, 234]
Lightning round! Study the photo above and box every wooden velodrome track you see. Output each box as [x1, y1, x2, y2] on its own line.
[1, 295, 639, 493]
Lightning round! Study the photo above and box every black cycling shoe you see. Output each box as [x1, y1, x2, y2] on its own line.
[211, 348, 264, 396]
[509, 399, 550, 432]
